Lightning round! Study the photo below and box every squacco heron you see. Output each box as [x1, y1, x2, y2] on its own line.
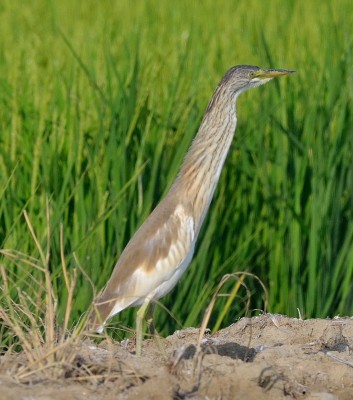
[89, 65, 295, 355]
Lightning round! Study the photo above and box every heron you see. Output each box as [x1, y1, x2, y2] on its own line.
[88, 65, 295, 355]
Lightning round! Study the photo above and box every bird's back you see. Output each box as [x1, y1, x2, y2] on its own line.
[89, 192, 196, 332]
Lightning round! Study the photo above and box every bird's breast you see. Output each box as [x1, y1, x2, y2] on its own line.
[151, 239, 196, 300]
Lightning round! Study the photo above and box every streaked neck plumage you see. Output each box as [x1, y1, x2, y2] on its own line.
[171, 83, 240, 235]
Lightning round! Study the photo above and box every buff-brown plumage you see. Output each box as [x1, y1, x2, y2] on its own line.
[88, 65, 294, 354]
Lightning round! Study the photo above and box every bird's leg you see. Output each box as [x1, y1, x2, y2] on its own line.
[146, 302, 166, 357]
[135, 299, 150, 356]
[146, 302, 156, 335]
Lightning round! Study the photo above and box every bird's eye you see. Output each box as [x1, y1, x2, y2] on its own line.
[249, 72, 256, 79]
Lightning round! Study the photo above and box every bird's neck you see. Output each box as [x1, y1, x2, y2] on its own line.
[171, 85, 238, 234]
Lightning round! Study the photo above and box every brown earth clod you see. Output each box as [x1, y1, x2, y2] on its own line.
[1, 315, 353, 399]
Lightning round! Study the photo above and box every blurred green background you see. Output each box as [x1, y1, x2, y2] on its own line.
[1, 0, 353, 340]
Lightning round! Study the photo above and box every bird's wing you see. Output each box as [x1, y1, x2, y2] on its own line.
[89, 199, 195, 329]
[130, 202, 195, 298]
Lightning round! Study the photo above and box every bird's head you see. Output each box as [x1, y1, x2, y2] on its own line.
[222, 65, 295, 96]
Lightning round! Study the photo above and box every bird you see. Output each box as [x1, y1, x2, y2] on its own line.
[88, 65, 295, 355]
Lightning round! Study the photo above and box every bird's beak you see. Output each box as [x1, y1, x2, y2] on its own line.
[255, 69, 296, 79]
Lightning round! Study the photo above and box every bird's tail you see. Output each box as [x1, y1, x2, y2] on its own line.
[86, 295, 116, 333]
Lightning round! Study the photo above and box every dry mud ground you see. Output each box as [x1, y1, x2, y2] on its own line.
[2, 315, 353, 399]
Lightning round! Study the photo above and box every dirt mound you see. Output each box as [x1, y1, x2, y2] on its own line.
[1, 315, 353, 399]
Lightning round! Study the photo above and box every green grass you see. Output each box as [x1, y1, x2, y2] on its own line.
[1, 0, 353, 344]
